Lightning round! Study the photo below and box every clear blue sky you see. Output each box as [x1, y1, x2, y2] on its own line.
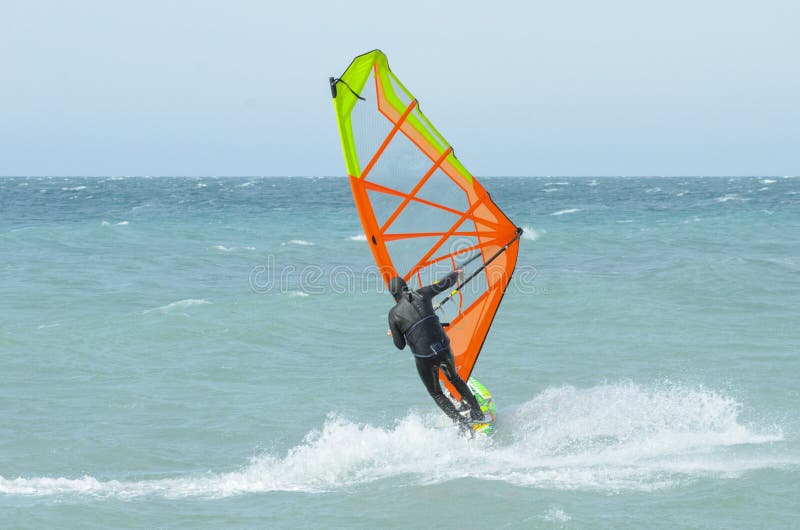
[1, 0, 798, 176]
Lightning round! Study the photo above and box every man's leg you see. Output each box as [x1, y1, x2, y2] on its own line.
[414, 356, 467, 425]
[437, 349, 484, 421]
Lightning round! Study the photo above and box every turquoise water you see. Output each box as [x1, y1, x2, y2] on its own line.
[1, 176, 798, 528]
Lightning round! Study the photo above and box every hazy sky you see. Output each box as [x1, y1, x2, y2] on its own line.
[1, 0, 798, 176]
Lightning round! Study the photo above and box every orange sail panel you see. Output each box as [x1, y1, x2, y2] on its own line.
[330, 50, 520, 392]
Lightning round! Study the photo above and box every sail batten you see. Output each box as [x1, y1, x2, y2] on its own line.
[332, 50, 520, 388]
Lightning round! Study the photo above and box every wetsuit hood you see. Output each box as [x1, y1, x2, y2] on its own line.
[388, 276, 408, 300]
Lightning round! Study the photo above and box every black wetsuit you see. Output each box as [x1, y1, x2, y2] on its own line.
[387, 272, 483, 425]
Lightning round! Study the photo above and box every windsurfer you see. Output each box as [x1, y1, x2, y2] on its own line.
[387, 271, 485, 429]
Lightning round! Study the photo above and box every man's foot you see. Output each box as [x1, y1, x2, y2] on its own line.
[470, 409, 488, 423]
[457, 420, 474, 438]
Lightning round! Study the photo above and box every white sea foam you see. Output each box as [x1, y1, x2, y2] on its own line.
[285, 239, 314, 246]
[760, 179, 776, 185]
[212, 245, 255, 252]
[521, 225, 540, 241]
[716, 194, 749, 203]
[288, 291, 310, 297]
[347, 234, 367, 242]
[143, 299, 211, 314]
[61, 186, 87, 191]
[0, 382, 789, 499]
[543, 188, 559, 193]
[550, 208, 582, 216]
[543, 507, 571, 523]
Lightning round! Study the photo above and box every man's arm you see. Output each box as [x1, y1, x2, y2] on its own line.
[419, 270, 464, 297]
[388, 311, 406, 350]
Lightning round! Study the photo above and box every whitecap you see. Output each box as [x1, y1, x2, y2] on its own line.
[715, 194, 749, 203]
[521, 225, 540, 241]
[542, 188, 559, 192]
[61, 186, 87, 191]
[143, 299, 211, 314]
[212, 245, 254, 252]
[760, 179, 776, 184]
[550, 208, 582, 216]
[347, 234, 367, 242]
[286, 239, 314, 246]
[543, 507, 571, 523]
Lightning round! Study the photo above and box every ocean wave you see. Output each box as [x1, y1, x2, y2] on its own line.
[521, 225, 540, 241]
[543, 507, 571, 523]
[211, 245, 256, 252]
[1, 382, 790, 499]
[143, 299, 211, 314]
[715, 194, 750, 203]
[550, 208, 582, 216]
[284, 240, 314, 246]
[347, 234, 367, 242]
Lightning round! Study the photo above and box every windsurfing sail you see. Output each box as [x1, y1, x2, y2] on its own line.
[330, 50, 521, 396]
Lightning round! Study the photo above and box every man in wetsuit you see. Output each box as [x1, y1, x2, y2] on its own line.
[387, 271, 486, 429]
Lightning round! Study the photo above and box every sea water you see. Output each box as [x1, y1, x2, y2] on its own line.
[1, 176, 798, 528]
